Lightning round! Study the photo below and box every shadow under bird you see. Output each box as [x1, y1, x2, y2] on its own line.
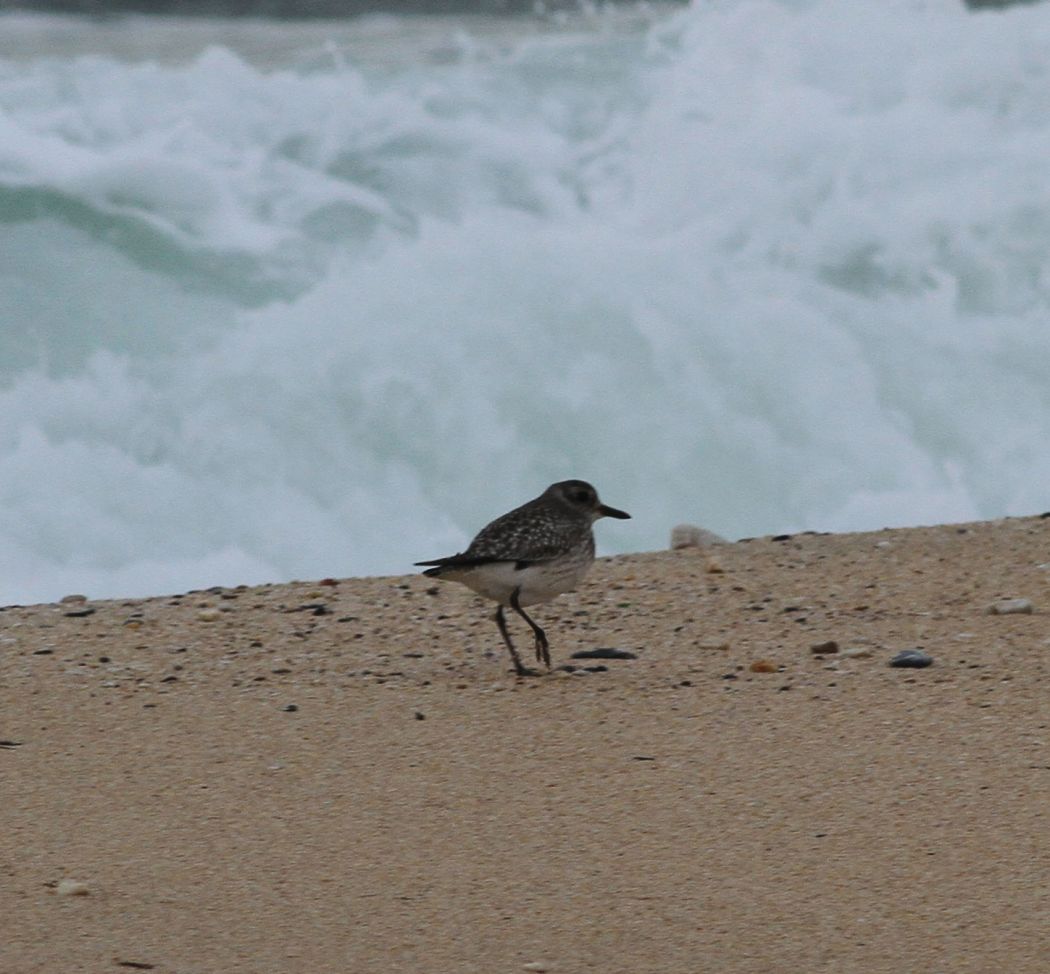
[415, 480, 631, 676]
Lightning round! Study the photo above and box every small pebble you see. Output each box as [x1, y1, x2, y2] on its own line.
[59, 594, 87, 604]
[282, 704, 298, 712]
[810, 640, 839, 655]
[890, 649, 933, 668]
[842, 647, 873, 659]
[56, 879, 90, 897]
[570, 648, 637, 660]
[749, 659, 777, 673]
[197, 608, 223, 622]
[522, 961, 552, 971]
[987, 598, 1034, 615]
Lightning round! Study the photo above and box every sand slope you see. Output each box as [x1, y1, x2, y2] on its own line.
[3, 516, 1049, 972]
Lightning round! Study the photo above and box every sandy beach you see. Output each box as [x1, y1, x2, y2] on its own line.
[3, 515, 1049, 973]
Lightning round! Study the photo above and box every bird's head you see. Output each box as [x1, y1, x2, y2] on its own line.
[546, 480, 631, 522]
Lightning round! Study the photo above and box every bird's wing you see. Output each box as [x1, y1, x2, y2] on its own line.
[458, 501, 587, 565]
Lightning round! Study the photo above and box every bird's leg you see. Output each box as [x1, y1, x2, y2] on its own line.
[509, 589, 550, 670]
[494, 604, 539, 677]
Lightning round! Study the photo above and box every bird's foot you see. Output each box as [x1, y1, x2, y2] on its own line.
[534, 636, 551, 670]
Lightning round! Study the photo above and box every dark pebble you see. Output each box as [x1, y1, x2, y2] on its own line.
[0, 740, 23, 748]
[64, 608, 96, 618]
[414, 711, 426, 720]
[583, 664, 609, 673]
[772, 533, 793, 541]
[890, 649, 933, 668]
[633, 755, 656, 761]
[282, 704, 298, 712]
[810, 640, 839, 655]
[569, 648, 637, 660]
[32, 649, 53, 656]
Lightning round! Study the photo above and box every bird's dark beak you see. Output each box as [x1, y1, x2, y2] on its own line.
[598, 504, 631, 520]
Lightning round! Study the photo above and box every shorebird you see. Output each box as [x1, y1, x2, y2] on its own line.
[415, 480, 631, 676]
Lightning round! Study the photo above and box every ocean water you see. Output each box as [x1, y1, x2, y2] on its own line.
[3, 0, 1050, 606]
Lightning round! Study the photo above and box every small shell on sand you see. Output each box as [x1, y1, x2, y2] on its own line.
[56, 879, 90, 897]
[987, 598, 1034, 615]
[670, 524, 728, 550]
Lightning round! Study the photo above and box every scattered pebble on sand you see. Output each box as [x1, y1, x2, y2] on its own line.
[842, 647, 874, 659]
[890, 649, 933, 668]
[522, 963, 552, 972]
[63, 607, 95, 618]
[569, 648, 637, 660]
[59, 594, 87, 604]
[749, 660, 778, 673]
[55, 879, 90, 897]
[699, 641, 731, 652]
[197, 609, 223, 622]
[987, 598, 1034, 615]
[810, 640, 839, 655]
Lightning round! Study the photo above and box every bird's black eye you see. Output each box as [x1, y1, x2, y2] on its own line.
[573, 489, 592, 504]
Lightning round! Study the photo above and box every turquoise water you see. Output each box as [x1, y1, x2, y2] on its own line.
[3, 0, 1050, 604]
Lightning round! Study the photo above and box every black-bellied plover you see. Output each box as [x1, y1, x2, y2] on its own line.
[415, 480, 631, 676]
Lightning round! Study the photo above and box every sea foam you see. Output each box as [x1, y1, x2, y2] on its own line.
[2, 0, 1050, 604]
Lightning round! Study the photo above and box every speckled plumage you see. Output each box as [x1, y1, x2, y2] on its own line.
[432, 491, 596, 567]
[415, 480, 631, 676]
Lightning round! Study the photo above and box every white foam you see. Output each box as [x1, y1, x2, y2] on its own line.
[3, 1, 1050, 604]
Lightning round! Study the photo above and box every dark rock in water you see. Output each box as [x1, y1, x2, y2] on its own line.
[570, 648, 637, 660]
[890, 649, 933, 668]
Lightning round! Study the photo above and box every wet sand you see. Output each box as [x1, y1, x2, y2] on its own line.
[3, 515, 1049, 973]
